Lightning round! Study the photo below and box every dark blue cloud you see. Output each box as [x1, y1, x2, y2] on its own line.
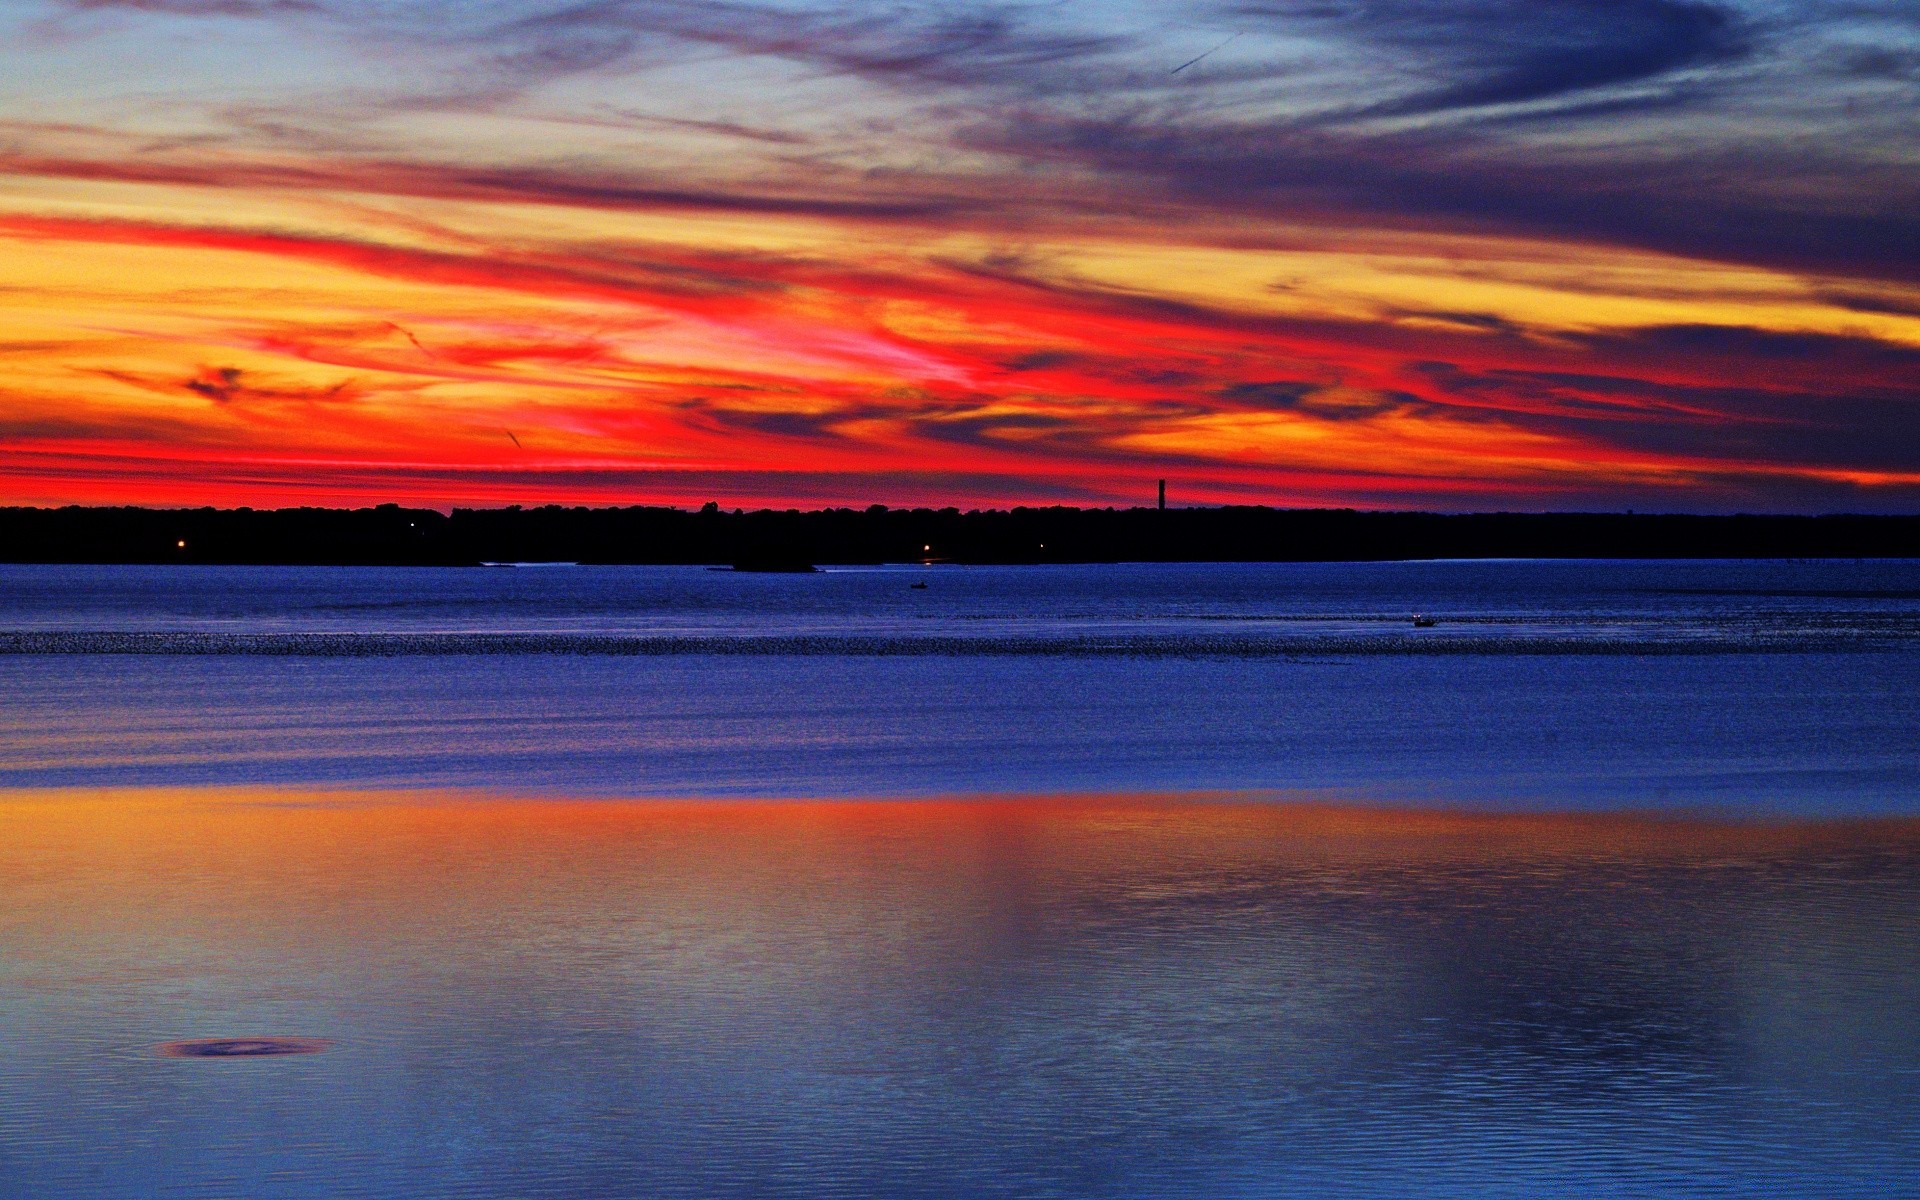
[1234, 0, 1747, 117]
[24, 0, 1920, 285]
[1582, 323, 1920, 373]
[463, 0, 1135, 97]
[1415, 326, 1920, 473]
[1834, 44, 1920, 82]
[969, 108, 1920, 281]
[1219, 380, 1409, 420]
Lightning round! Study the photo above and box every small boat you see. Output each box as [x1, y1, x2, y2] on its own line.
[910, 581, 929, 589]
[1411, 614, 1436, 628]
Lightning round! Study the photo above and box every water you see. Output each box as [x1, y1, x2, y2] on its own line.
[4, 795, 1917, 1199]
[1, 561, 1917, 809]
[3, 559, 1918, 650]
[2, 561, 1919, 1197]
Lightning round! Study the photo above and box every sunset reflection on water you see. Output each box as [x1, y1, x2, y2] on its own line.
[3, 790, 1918, 1198]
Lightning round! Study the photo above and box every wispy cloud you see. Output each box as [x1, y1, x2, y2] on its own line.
[2, 0, 1917, 508]
[61, 0, 319, 14]
[1233, 0, 1749, 118]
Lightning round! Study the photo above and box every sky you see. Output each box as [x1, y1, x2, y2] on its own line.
[1, 0, 1917, 511]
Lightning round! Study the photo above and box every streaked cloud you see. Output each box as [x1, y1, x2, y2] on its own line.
[0, 0, 1915, 509]
[1233, 0, 1750, 117]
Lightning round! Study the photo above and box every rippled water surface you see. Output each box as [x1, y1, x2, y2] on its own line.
[4, 558, 1920, 649]
[2, 794, 1917, 1199]
[4, 561, 1920, 807]
[2, 562, 1919, 1196]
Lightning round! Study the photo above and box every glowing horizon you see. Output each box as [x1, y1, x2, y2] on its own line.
[3, 0, 1918, 511]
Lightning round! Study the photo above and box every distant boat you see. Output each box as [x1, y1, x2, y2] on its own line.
[1412, 614, 1436, 628]
[910, 581, 929, 589]
[479, 561, 579, 568]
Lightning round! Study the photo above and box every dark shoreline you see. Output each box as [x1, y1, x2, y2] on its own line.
[3, 504, 1918, 566]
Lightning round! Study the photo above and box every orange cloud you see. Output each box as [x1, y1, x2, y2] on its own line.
[2, 163, 1918, 510]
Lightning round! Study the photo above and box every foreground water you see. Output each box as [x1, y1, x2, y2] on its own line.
[2, 793, 1917, 1199]
[2, 561, 1919, 1197]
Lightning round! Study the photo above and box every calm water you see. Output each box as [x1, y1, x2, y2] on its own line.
[2, 561, 1919, 1197]
[2, 561, 1918, 808]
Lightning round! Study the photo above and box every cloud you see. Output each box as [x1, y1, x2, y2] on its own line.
[5, 0, 1920, 511]
[179, 364, 366, 405]
[11, 0, 1915, 286]
[1575, 323, 1920, 390]
[553, 1, 1122, 85]
[62, 0, 318, 13]
[30, 0, 1139, 115]
[1833, 44, 1920, 83]
[967, 107, 1920, 282]
[1233, 0, 1748, 118]
[584, 108, 812, 146]
[359, 0, 1139, 105]
[1220, 380, 1409, 420]
[1413, 325, 1920, 475]
[1816, 286, 1920, 318]
[0, 147, 971, 222]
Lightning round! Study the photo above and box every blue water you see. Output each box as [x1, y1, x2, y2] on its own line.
[3, 559, 1918, 647]
[1, 560, 1917, 810]
[2, 560, 1919, 1198]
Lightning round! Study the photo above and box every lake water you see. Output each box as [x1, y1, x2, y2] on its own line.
[2, 561, 1918, 1197]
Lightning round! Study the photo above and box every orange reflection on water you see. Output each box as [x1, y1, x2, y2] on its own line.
[6, 788, 1914, 944]
[5, 787, 1920, 1199]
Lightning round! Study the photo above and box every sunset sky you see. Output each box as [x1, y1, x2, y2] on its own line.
[2, 0, 1917, 510]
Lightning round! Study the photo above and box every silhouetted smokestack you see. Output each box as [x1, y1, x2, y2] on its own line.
[1157, 479, 1166, 511]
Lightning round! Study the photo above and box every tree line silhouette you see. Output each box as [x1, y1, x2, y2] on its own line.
[1, 504, 1915, 565]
